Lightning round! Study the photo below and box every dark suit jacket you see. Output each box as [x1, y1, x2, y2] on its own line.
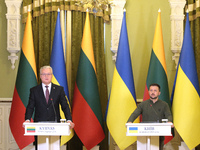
[25, 83, 72, 122]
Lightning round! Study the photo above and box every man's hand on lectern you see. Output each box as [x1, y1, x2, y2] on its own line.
[23, 120, 30, 128]
[67, 120, 75, 130]
[168, 122, 174, 128]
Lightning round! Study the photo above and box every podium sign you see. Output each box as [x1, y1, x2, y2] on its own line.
[24, 122, 70, 136]
[23, 122, 71, 150]
[126, 123, 172, 136]
[126, 123, 173, 150]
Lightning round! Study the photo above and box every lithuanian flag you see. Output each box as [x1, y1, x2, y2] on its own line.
[72, 12, 105, 150]
[143, 10, 173, 144]
[9, 11, 37, 149]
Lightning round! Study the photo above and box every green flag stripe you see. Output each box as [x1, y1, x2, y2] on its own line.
[76, 49, 103, 127]
[146, 49, 171, 107]
[16, 50, 37, 107]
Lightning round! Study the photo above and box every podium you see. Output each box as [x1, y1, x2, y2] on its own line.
[23, 122, 71, 150]
[126, 123, 172, 150]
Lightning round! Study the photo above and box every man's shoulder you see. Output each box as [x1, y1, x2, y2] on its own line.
[30, 84, 41, 90]
[139, 99, 151, 105]
[31, 83, 64, 90]
[51, 83, 64, 90]
[142, 99, 151, 103]
[157, 99, 169, 105]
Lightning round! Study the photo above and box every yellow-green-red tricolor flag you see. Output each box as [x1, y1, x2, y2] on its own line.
[50, 11, 74, 145]
[9, 12, 37, 149]
[106, 11, 139, 150]
[171, 13, 200, 149]
[143, 11, 173, 144]
[72, 12, 105, 150]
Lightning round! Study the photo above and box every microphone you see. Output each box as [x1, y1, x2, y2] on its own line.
[51, 98, 57, 122]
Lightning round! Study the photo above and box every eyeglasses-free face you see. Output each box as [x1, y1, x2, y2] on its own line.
[149, 86, 161, 100]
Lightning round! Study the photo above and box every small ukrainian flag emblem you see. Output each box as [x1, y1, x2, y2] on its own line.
[129, 127, 138, 133]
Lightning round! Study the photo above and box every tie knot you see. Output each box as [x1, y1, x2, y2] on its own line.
[45, 86, 49, 88]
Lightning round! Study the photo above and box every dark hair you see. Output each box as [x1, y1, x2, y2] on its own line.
[149, 83, 160, 91]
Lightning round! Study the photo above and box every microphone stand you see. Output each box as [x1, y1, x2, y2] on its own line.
[51, 98, 57, 122]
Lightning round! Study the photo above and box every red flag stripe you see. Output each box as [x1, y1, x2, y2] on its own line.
[143, 84, 150, 101]
[72, 84, 105, 150]
[9, 87, 34, 149]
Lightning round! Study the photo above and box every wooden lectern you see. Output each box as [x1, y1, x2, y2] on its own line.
[126, 123, 172, 150]
[23, 122, 71, 150]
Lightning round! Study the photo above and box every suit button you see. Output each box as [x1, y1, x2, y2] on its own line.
[47, 108, 49, 110]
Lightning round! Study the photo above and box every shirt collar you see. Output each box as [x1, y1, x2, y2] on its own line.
[42, 83, 52, 88]
[149, 99, 159, 104]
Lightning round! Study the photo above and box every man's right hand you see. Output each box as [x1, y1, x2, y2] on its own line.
[23, 120, 30, 128]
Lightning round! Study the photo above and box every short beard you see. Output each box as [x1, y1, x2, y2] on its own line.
[150, 96, 158, 100]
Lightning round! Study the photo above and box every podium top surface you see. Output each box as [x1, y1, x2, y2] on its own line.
[23, 122, 70, 126]
[126, 122, 173, 126]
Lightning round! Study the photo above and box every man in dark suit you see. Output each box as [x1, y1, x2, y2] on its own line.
[24, 65, 74, 149]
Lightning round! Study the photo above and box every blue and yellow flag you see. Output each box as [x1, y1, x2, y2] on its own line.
[50, 10, 74, 145]
[106, 11, 139, 150]
[171, 13, 200, 149]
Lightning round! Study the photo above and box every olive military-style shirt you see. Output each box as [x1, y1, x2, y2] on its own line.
[127, 99, 172, 123]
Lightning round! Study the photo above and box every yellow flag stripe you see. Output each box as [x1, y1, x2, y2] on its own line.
[152, 12, 167, 75]
[22, 12, 37, 77]
[107, 67, 139, 149]
[81, 12, 96, 73]
[51, 75, 74, 145]
[172, 66, 200, 149]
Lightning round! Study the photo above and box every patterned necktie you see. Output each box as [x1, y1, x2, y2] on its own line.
[45, 86, 49, 104]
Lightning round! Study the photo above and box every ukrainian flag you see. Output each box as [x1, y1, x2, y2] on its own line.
[171, 12, 200, 149]
[106, 11, 139, 150]
[129, 127, 138, 134]
[50, 10, 74, 145]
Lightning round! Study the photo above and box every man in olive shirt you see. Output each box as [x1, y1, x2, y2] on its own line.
[127, 83, 173, 150]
